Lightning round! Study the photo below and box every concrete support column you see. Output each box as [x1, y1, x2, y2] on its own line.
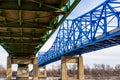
[61, 56, 84, 80]
[38, 66, 47, 80]
[33, 57, 38, 80]
[17, 65, 29, 80]
[79, 56, 84, 80]
[44, 67, 47, 77]
[61, 57, 67, 80]
[7, 56, 12, 80]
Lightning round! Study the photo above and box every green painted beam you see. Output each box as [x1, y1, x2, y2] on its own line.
[0, 37, 42, 40]
[0, 0, 81, 56]
[0, 22, 51, 29]
[9, 48, 35, 54]
[0, 32, 43, 38]
[19, 10, 22, 26]
[18, 0, 21, 7]
[55, 0, 81, 29]
[60, 0, 69, 8]
[8, 45, 36, 49]
[0, 38, 43, 43]
[7, 45, 36, 48]
[11, 52, 35, 56]
[0, 1, 64, 11]
[0, 43, 12, 54]
[43, 4, 65, 12]
[36, 0, 81, 52]
[6, 43, 39, 45]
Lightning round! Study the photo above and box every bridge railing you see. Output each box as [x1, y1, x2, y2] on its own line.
[38, 0, 120, 66]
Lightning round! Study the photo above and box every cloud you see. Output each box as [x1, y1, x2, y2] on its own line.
[68, 0, 106, 19]
[0, 46, 9, 69]
[83, 45, 120, 66]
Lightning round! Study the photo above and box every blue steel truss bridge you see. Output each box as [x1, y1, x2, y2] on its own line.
[38, 0, 120, 66]
[0, 0, 120, 79]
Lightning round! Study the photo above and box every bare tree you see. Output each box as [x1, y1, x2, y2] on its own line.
[47, 64, 120, 80]
[0, 65, 6, 77]
[67, 63, 77, 78]
[84, 65, 91, 79]
[114, 64, 120, 78]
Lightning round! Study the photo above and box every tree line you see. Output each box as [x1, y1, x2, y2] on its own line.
[0, 64, 120, 79]
[47, 64, 120, 80]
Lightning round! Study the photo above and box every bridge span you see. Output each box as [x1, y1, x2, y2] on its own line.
[38, 0, 120, 80]
[0, 0, 81, 80]
[38, 0, 120, 66]
[0, 0, 120, 80]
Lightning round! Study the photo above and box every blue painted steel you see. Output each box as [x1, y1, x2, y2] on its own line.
[38, 0, 120, 66]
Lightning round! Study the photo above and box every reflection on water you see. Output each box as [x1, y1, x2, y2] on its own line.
[0, 78, 5, 80]
[0, 77, 61, 80]
[47, 77, 60, 80]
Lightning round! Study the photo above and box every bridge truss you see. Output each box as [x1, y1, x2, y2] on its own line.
[38, 0, 120, 66]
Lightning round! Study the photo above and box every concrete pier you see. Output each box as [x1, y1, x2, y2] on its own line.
[61, 56, 84, 80]
[38, 66, 47, 80]
[6, 56, 39, 80]
[17, 65, 29, 80]
[7, 55, 84, 80]
[7, 56, 12, 80]
[33, 57, 38, 80]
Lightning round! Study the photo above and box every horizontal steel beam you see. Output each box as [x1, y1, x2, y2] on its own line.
[0, 1, 63, 11]
[0, 36, 42, 40]
[0, 32, 43, 38]
[0, 22, 52, 29]
[0, 38, 43, 43]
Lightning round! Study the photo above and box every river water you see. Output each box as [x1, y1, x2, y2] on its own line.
[0, 77, 60, 80]
[0, 77, 119, 80]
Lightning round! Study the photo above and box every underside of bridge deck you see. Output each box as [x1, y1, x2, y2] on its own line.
[0, 0, 80, 57]
[0, 0, 81, 80]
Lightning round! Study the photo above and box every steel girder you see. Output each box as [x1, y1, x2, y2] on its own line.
[0, 0, 80, 56]
[38, 0, 120, 66]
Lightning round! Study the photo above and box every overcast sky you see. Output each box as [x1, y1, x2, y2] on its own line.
[0, 0, 120, 70]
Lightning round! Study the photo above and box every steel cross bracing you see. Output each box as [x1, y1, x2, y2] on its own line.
[0, 0, 81, 56]
[38, 0, 120, 66]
